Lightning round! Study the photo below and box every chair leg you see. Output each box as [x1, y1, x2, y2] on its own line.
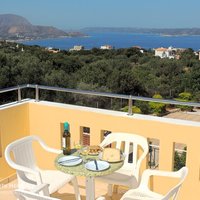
[107, 184, 113, 197]
[71, 177, 81, 200]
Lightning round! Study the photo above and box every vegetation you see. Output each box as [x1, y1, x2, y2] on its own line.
[149, 94, 166, 116]
[175, 92, 193, 111]
[0, 41, 200, 112]
[121, 105, 142, 114]
[174, 147, 187, 171]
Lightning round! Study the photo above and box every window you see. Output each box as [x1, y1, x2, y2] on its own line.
[173, 143, 187, 171]
[148, 138, 160, 169]
[81, 126, 90, 146]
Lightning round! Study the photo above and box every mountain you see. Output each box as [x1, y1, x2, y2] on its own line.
[81, 27, 200, 36]
[0, 14, 84, 40]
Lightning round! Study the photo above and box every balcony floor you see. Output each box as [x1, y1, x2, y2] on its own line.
[0, 177, 126, 200]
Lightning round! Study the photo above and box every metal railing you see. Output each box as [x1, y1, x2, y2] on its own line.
[1, 84, 200, 115]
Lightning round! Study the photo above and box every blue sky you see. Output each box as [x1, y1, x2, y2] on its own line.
[1, 0, 200, 29]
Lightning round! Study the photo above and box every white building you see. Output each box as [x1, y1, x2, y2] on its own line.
[45, 47, 60, 53]
[70, 45, 84, 51]
[155, 46, 176, 59]
[100, 45, 113, 50]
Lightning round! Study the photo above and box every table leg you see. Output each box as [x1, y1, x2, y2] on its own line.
[86, 176, 95, 200]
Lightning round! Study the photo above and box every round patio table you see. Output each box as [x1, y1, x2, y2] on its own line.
[55, 151, 124, 200]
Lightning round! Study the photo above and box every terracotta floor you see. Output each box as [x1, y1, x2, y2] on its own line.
[0, 177, 126, 200]
[165, 110, 200, 122]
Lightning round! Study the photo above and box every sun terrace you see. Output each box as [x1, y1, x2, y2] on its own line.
[0, 84, 200, 200]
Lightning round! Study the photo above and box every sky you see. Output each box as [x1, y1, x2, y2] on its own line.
[0, 0, 200, 30]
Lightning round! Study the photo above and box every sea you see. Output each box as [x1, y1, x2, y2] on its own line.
[21, 32, 200, 50]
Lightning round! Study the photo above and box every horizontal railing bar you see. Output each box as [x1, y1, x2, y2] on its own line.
[0, 84, 27, 94]
[1, 84, 200, 108]
[34, 84, 200, 107]
[132, 96, 200, 107]
[175, 148, 187, 153]
[149, 144, 159, 149]
[30, 85, 129, 99]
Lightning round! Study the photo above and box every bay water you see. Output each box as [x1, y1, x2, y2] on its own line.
[22, 32, 200, 50]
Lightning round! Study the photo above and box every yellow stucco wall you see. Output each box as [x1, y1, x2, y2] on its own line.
[1, 101, 200, 199]
[28, 102, 200, 200]
[0, 103, 29, 180]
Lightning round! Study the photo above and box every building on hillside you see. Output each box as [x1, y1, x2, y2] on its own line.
[45, 47, 60, 53]
[155, 46, 176, 59]
[100, 45, 113, 50]
[155, 46, 180, 59]
[69, 45, 84, 51]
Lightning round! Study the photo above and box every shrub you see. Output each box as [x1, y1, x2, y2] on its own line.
[135, 101, 151, 114]
[121, 105, 142, 114]
[175, 92, 193, 111]
[149, 94, 166, 116]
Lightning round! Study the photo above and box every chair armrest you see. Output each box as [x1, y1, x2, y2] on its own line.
[14, 189, 59, 200]
[8, 161, 42, 185]
[41, 144, 62, 154]
[96, 197, 106, 200]
[99, 140, 109, 148]
[37, 136, 62, 154]
[139, 168, 183, 187]
[32, 183, 50, 196]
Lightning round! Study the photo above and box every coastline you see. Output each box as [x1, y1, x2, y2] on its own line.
[161, 34, 200, 37]
[13, 32, 200, 51]
[7, 34, 90, 43]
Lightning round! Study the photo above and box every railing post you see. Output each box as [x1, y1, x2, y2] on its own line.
[35, 85, 39, 102]
[149, 142, 153, 168]
[18, 86, 21, 103]
[128, 95, 133, 115]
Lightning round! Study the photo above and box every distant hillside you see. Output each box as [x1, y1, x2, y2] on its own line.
[82, 27, 200, 36]
[0, 14, 85, 40]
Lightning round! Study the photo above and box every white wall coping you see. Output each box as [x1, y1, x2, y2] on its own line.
[33, 100, 200, 127]
[1, 99, 200, 127]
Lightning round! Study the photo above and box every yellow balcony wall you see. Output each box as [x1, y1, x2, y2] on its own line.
[1, 100, 200, 199]
[0, 103, 29, 180]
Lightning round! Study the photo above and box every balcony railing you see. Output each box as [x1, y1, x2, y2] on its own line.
[0, 84, 200, 115]
[1, 84, 200, 200]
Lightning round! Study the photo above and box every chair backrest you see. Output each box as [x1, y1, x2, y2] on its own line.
[14, 189, 60, 200]
[100, 132, 148, 178]
[5, 135, 45, 188]
[163, 167, 188, 200]
[5, 136, 41, 170]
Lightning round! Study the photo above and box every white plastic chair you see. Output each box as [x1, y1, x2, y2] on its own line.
[97, 132, 149, 195]
[121, 167, 188, 200]
[14, 183, 60, 200]
[5, 135, 80, 200]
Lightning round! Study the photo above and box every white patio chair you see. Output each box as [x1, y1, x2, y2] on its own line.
[14, 183, 60, 200]
[5, 135, 80, 200]
[121, 166, 188, 200]
[97, 132, 149, 196]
